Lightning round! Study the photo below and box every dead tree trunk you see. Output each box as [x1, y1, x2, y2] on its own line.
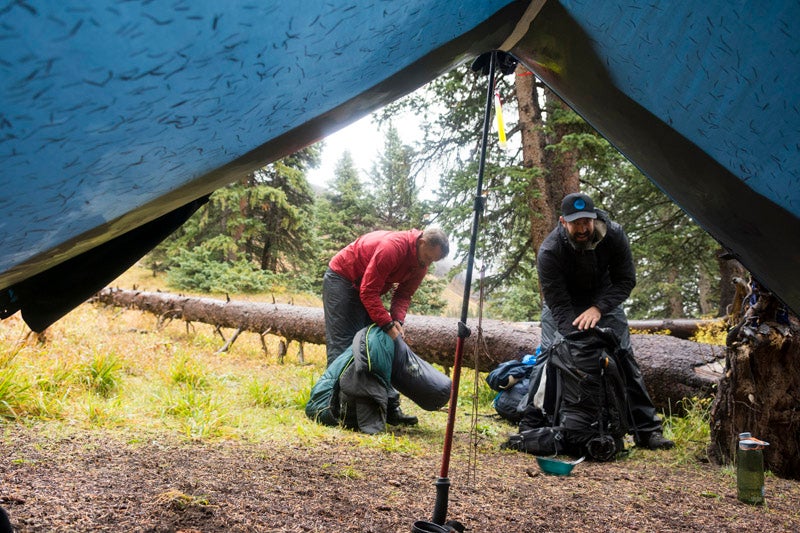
[710, 330, 800, 480]
[92, 288, 722, 412]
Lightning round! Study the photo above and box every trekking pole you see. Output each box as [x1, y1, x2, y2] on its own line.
[422, 49, 517, 529]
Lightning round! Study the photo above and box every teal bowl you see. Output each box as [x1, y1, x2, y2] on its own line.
[535, 456, 584, 476]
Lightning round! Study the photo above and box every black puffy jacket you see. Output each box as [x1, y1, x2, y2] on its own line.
[536, 210, 636, 335]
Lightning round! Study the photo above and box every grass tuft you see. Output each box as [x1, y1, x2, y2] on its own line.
[81, 351, 123, 397]
[0, 366, 32, 419]
[247, 379, 286, 408]
[157, 384, 227, 439]
[334, 465, 364, 480]
[663, 396, 713, 464]
[169, 354, 209, 389]
[154, 489, 213, 510]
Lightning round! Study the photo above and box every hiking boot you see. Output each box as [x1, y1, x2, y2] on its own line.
[386, 405, 418, 426]
[638, 431, 674, 450]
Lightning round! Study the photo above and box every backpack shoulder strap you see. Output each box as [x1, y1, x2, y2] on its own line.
[550, 366, 565, 455]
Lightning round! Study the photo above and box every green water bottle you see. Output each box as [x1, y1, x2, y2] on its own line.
[736, 432, 769, 505]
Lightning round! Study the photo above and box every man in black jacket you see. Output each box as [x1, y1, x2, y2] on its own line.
[536, 192, 673, 450]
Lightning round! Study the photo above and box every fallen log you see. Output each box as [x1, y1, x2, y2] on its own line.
[625, 318, 720, 339]
[92, 288, 722, 411]
[516, 319, 719, 339]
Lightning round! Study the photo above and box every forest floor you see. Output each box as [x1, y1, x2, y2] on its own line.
[2, 267, 800, 532]
[2, 423, 800, 532]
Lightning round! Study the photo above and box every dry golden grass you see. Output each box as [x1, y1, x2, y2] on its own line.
[0, 264, 497, 456]
[0, 263, 707, 458]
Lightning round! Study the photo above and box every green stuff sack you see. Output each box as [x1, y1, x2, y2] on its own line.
[305, 347, 353, 426]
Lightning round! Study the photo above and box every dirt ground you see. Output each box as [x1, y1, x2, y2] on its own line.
[2, 425, 799, 532]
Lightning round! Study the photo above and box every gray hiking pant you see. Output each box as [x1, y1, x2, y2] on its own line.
[322, 268, 371, 366]
[322, 268, 401, 405]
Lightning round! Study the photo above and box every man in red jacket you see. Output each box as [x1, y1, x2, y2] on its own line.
[323, 227, 449, 425]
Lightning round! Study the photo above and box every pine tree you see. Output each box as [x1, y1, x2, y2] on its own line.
[313, 150, 379, 283]
[249, 149, 317, 273]
[369, 125, 426, 229]
[146, 147, 321, 293]
[380, 65, 721, 319]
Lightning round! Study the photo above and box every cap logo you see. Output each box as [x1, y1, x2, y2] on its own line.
[573, 198, 586, 210]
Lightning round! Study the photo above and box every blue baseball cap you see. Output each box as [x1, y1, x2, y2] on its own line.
[561, 192, 597, 222]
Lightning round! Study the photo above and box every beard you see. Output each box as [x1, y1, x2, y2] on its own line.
[571, 239, 591, 251]
[568, 230, 594, 250]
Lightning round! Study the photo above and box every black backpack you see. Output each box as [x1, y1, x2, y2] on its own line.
[503, 328, 630, 461]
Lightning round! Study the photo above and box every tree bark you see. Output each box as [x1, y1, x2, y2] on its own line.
[514, 68, 578, 267]
[93, 288, 722, 412]
[709, 332, 800, 480]
[667, 266, 684, 317]
[698, 261, 715, 317]
[717, 251, 747, 318]
[515, 66, 553, 259]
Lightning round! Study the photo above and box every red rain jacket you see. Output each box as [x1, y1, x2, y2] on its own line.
[328, 229, 427, 327]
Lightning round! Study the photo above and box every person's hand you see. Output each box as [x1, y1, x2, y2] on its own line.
[385, 321, 404, 340]
[573, 306, 601, 330]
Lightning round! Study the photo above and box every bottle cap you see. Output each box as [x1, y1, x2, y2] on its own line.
[739, 438, 770, 450]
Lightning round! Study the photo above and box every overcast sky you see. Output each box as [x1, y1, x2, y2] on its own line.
[306, 110, 424, 191]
